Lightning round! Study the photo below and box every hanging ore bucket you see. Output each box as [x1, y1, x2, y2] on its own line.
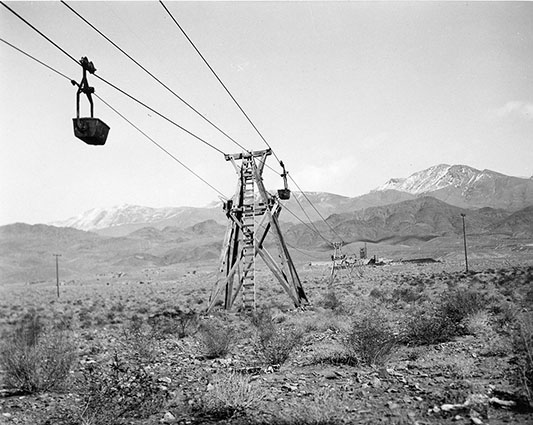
[73, 117, 109, 146]
[72, 57, 110, 146]
[278, 188, 291, 200]
[277, 160, 291, 200]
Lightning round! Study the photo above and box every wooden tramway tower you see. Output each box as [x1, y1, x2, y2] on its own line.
[207, 149, 309, 312]
[329, 242, 363, 285]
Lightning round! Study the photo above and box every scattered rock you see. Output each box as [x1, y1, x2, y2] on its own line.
[321, 369, 340, 380]
[489, 397, 516, 408]
[161, 411, 176, 423]
[159, 376, 172, 385]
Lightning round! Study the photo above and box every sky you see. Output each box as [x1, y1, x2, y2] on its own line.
[1, 1, 532, 225]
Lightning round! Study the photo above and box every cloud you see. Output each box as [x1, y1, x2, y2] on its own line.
[496, 101, 533, 120]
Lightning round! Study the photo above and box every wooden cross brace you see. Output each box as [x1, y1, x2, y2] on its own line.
[207, 149, 308, 312]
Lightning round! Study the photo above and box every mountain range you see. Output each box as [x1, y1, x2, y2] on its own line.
[50, 164, 532, 236]
[374, 164, 533, 211]
[1, 164, 532, 284]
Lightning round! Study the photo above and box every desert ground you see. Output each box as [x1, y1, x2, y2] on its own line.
[0, 243, 532, 425]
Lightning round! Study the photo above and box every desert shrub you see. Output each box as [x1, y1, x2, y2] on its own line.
[438, 288, 485, 326]
[402, 308, 456, 346]
[343, 313, 397, 366]
[198, 318, 235, 359]
[75, 352, 168, 424]
[0, 311, 76, 393]
[256, 323, 303, 367]
[403, 289, 487, 346]
[513, 315, 533, 406]
[200, 372, 266, 420]
[148, 308, 199, 339]
[320, 289, 344, 312]
[277, 387, 351, 424]
[120, 316, 158, 363]
[464, 311, 492, 336]
[369, 287, 387, 302]
[391, 287, 422, 304]
[251, 308, 304, 366]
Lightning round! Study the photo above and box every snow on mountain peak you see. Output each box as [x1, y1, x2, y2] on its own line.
[373, 164, 490, 194]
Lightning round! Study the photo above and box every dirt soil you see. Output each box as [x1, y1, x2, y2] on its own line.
[0, 257, 532, 425]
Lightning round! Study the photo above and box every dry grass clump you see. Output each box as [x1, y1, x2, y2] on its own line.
[319, 289, 344, 312]
[148, 308, 199, 339]
[403, 288, 487, 346]
[464, 311, 493, 336]
[71, 353, 168, 425]
[200, 372, 266, 420]
[119, 316, 158, 363]
[275, 387, 352, 424]
[513, 314, 533, 406]
[342, 311, 397, 366]
[438, 288, 486, 326]
[197, 317, 236, 359]
[0, 311, 76, 394]
[253, 310, 304, 366]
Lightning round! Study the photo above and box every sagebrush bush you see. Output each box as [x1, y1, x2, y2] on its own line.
[198, 319, 235, 359]
[148, 308, 199, 339]
[256, 323, 303, 366]
[402, 309, 457, 346]
[438, 288, 485, 325]
[120, 316, 158, 363]
[320, 289, 344, 311]
[0, 311, 76, 393]
[200, 372, 266, 419]
[513, 315, 533, 406]
[403, 289, 487, 346]
[278, 387, 351, 424]
[343, 313, 397, 366]
[75, 352, 168, 424]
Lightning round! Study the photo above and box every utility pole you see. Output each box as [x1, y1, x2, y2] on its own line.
[460, 214, 468, 273]
[53, 254, 61, 297]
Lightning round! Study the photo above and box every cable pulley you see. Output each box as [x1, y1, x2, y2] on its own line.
[71, 57, 110, 145]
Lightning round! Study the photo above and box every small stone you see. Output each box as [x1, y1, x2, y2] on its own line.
[453, 415, 464, 421]
[471, 417, 483, 425]
[441, 404, 457, 412]
[489, 397, 516, 408]
[159, 376, 172, 384]
[2, 413, 12, 418]
[387, 401, 400, 410]
[371, 377, 381, 388]
[322, 369, 339, 380]
[161, 412, 176, 423]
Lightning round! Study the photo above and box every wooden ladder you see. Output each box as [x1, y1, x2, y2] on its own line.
[240, 157, 256, 310]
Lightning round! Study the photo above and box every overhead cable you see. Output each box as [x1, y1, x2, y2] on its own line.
[1, 1, 227, 156]
[92, 73, 226, 155]
[159, 0, 281, 165]
[157, 0, 343, 244]
[1, 1, 79, 65]
[290, 188, 332, 243]
[94, 94, 228, 199]
[283, 205, 333, 246]
[289, 177, 345, 244]
[1, 35, 228, 200]
[61, 0, 249, 154]
[0, 37, 72, 81]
